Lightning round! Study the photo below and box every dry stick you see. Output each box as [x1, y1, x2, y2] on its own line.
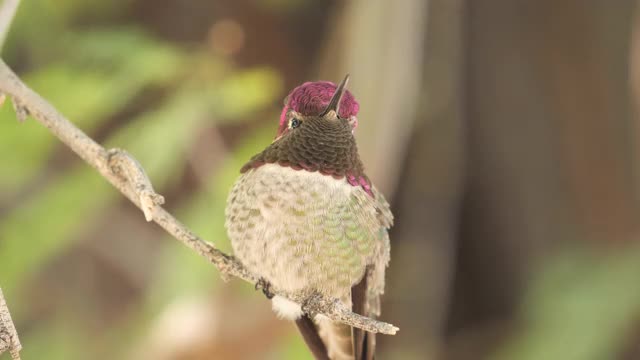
[0, 59, 399, 335]
[0, 288, 21, 360]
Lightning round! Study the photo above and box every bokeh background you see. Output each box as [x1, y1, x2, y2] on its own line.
[2, 0, 640, 359]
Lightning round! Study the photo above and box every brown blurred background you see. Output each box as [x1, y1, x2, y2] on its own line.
[2, 0, 640, 359]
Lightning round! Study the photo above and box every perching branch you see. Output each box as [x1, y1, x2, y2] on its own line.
[0, 59, 399, 335]
[0, 288, 21, 360]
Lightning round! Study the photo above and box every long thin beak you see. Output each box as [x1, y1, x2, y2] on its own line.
[320, 74, 350, 118]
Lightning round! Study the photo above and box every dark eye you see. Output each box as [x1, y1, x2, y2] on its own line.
[290, 118, 301, 129]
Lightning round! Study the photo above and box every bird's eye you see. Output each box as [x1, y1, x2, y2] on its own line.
[289, 118, 301, 129]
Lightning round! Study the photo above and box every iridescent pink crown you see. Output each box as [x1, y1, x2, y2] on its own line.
[279, 81, 360, 130]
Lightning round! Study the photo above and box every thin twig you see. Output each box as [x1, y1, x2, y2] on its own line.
[0, 288, 21, 360]
[0, 0, 19, 51]
[0, 59, 399, 335]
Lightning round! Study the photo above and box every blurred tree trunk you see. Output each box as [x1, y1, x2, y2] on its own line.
[447, 0, 639, 359]
[381, 1, 466, 358]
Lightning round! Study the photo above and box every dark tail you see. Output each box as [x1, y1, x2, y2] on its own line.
[295, 272, 375, 360]
[351, 273, 375, 360]
[296, 315, 330, 360]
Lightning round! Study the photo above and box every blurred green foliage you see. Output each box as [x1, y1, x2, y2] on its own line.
[494, 245, 640, 360]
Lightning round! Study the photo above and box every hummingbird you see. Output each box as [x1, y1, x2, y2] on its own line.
[225, 75, 392, 360]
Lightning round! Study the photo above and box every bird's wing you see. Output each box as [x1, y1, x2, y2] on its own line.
[366, 185, 392, 316]
[352, 185, 393, 360]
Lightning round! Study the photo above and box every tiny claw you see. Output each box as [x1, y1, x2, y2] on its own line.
[255, 277, 275, 299]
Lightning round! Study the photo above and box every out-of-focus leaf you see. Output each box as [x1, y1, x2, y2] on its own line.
[211, 67, 283, 120]
[5, 0, 130, 64]
[0, 29, 188, 193]
[70, 27, 187, 84]
[20, 315, 90, 360]
[0, 104, 53, 193]
[0, 168, 110, 301]
[42, 0, 132, 23]
[6, 0, 69, 61]
[493, 245, 640, 360]
[26, 65, 123, 125]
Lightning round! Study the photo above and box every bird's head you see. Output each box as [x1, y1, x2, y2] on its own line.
[275, 74, 359, 140]
[242, 75, 370, 194]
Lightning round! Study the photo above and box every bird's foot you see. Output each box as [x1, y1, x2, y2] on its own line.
[255, 277, 275, 299]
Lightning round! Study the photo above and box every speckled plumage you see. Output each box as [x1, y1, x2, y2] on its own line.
[227, 164, 391, 299]
[225, 78, 392, 360]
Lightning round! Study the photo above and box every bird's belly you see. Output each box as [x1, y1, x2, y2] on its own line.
[225, 164, 376, 300]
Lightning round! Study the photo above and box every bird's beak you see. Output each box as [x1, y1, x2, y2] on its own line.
[320, 74, 350, 119]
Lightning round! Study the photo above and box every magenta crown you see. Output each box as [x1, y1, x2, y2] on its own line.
[279, 80, 360, 129]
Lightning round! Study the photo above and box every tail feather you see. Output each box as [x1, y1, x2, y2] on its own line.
[296, 315, 330, 360]
[352, 271, 376, 360]
[352, 326, 376, 360]
[318, 318, 354, 360]
[365, 332, 375, 360]
[352, 276, 366, 359]
[358, 331, 376, 360]
[295, 271, 377, 360]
